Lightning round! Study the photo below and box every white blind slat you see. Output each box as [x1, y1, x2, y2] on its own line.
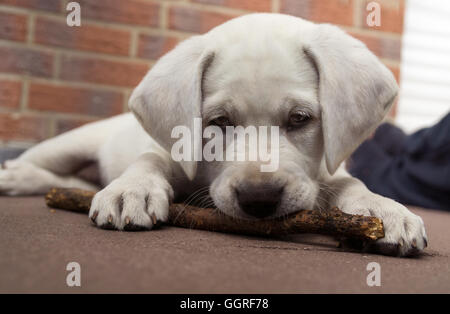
[397, 0, 450, 133]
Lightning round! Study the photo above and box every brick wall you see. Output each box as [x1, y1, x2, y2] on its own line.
[0, 0, 404, 145]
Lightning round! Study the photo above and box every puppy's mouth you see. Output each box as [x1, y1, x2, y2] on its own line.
[232, 185, 284, 219]
[184, 193, 282, 220]
[209, 174, 316, 220]
[238, 201, 280, 219]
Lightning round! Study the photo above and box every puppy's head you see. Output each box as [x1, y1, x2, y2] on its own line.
[129, 14, 398, 219]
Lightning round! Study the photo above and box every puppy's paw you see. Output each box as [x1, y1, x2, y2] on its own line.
[0, 160, 49, 196]
[89, 176, 173, 231]
[340, 195, 428, 257]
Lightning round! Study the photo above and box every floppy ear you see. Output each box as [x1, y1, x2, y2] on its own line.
[304, 24, 398, 175]
[129, 36, 214, 180]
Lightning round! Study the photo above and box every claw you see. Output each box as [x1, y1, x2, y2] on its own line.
[151, 213, 157, 225]
[90, 211, 99, 223]
[100, 215, 116, 230]
[423, 237, 428, 248]
[411, 239, 417, 249]
[124, 216, 131, 225]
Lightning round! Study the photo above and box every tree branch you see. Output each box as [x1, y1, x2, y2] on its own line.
[45, 187, 384, 241]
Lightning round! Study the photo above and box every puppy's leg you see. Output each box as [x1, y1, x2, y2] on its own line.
[0, 117, 115, 196]
[0, 160, 98, 196]
[89, 152, 175, 231]
[323, 168, 428, 256]
[16, 118, 113, 175]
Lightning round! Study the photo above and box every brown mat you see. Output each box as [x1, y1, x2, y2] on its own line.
[0, 196, 448, 293]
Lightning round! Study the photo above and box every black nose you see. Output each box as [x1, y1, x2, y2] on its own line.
[236, 183, 284, 218]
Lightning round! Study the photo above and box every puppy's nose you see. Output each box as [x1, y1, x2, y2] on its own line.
[236, 183, 284, 218]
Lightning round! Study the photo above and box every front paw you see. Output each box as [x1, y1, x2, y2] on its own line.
[89, 176, 173, 231]
[340, 196, 428, 256]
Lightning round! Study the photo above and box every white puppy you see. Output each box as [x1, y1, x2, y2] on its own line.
[0, 14, 427, 256]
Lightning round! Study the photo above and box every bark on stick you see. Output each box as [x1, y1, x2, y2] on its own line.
[45, 187, 384, 241]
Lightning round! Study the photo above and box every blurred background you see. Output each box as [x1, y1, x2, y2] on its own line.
[397, 0, 450, 132]
[0, 0, 447, 148]
[0, 0, 403, 148]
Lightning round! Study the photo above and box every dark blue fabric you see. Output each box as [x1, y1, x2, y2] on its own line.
[348, 112, 450, 211]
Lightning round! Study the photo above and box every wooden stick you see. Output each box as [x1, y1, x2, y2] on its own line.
[45, 187, 384, 241]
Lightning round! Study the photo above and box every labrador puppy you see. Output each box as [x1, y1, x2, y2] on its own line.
[0, 14, 427, 256]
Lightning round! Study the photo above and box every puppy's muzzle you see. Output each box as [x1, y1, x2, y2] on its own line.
[235, 183, 284, 218]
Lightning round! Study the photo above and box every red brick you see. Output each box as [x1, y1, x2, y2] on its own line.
[0, 0, 61, 12]
[0, 11, 27, 42]
[77, 0, 159, 27]
[0, 46, 54, 77]
[0, 80, 21, 108]
[34, 17, 131, 56]
[59, 55, 149, 87]
[55, 117, 97, 135]
[281, 0, 354, 26]
[192, 0, 271, 12]
[28, 82, 124, 117]
[137, 34, 178, 60]
[169, 6, 236, 33]
[362, 0, 404, 33]
[350, 32, 401, 61]
[0, 113, 49, 141]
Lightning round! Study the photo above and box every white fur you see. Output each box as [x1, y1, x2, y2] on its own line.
[0, 14, 427, 256]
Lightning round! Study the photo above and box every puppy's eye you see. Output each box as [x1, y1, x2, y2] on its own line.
[288, 111, 311, 129]
[208, 116, 232, 128]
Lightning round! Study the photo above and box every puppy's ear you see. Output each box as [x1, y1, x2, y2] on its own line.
[129, 36, 214, 180]
[304, 24, 398, 175]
